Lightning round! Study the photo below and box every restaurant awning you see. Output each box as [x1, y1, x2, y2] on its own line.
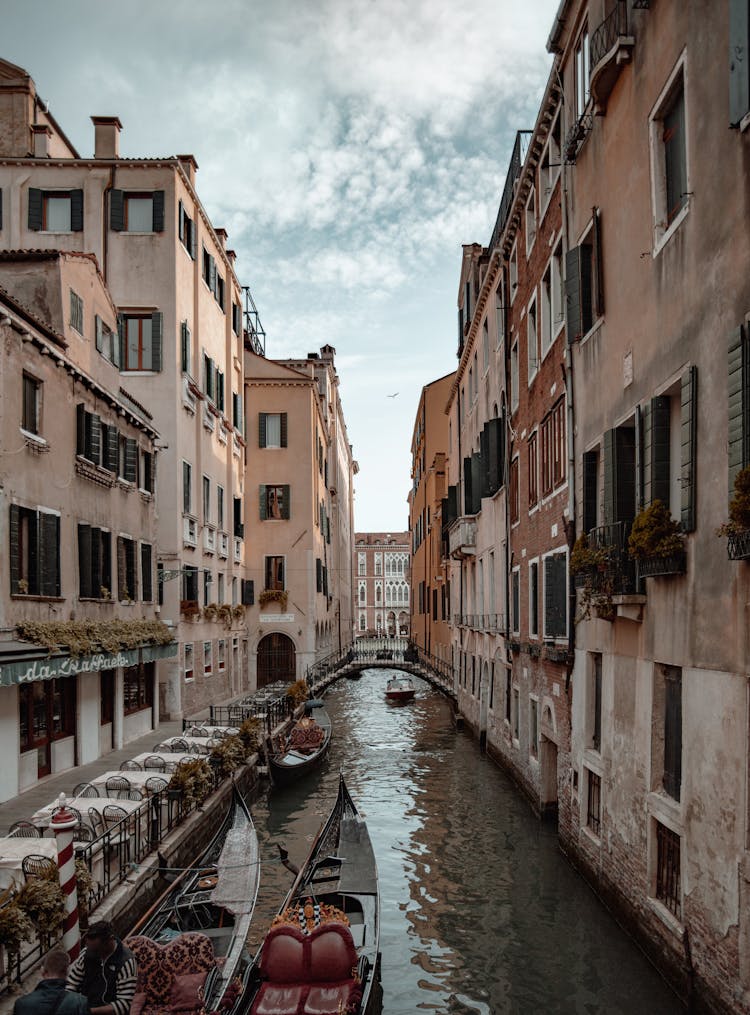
[0, 640, 178, 687]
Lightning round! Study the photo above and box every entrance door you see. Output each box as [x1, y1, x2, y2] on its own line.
[540, 737, 559, 818]
[19, 679, 76, 780]
[100, 670, 115, 750]
[257, 633, 296, 687]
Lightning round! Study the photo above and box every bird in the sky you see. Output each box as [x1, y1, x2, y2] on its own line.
[387, 392, 399, 399]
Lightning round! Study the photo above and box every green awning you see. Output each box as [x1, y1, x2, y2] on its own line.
[0, 641, 178, 687]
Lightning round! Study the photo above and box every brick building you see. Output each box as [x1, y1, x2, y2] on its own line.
[353, 533, 410, 638]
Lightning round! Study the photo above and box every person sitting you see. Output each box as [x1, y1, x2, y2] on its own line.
[66, 920, 137, 1015]
[14, 947, 89, 1014]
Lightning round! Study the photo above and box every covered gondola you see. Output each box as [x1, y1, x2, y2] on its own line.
[269, 700, 332, 788]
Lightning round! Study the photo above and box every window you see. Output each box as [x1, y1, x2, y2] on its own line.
[124, 193, 156, 232]
[180, 322, 191, 374]
[509, 245, 518, 301]
[260, 484, 290, 520]
[232, 301, 242, 336]
[359, 582, 366, 606]
[730, 0, 750, 126]
[241, 579, 254, 605]
[182, 565, 199, 604]
[539, 113, 561, 204]
[582, 448, 600, 533]
[512, 688, 520, 740]
[528, 432, 539, 507]
[655, 821, 681, 919]
[232, 392, 244, 435]
[495, 279, 505, 348]
[510, 342, 519, 411]
[22, 373, 41, 435]
[265, 556, 285, 591]
[529, 698, 539, 758]
[510, 457, 520, 525]
[141, 543, 153, 602]
[183, 461, 192, 514]
[511, 569, 520, 633]
[217, 573, 225, 604]
[140, 450, 154, 494]
[203, 476, 211, 524]
[178, 200, 196, 257]
[529, 561, 539, 637]
[358, 553, 366, 577]
[217, 486, 225, 530]
[184, 643, 194, 681]
[590, 653, 602, 751]
[115, 434, 138, 484]
[482, 320, 489, 372]
[662, 664, 682, 801]
[203, 569, 211, 607]
[95, 315, 120, 367]
[234, 497, 244, 538]
[541, 399, 566, 496]
[77, 524, 112, 599]
[117, 536, 137, 601]
[218, 640, 226, 671]
[204, 641, 213, 676]
[649, 63, 689, 248]
[374, 555, 382, 576]
[123, 662, 154, 714]
[586, 770, 601, 836]
[543, 551, 567, 639]
[120, 312, 162, 372]
[70, 290, 84, 335]
[28, 189, 83, 233]
[215, 275, 225, 312]
[110, 190, 164, 233]
[359, 614, 366, 632]
[565, 213, 603, 342]
[525, 187, 536, 254]
[574, 24, 590, 118]
[259, 412, 288, 448]
[9, 506, 60, 597]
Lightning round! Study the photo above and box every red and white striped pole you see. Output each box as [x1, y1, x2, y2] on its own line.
[51, 794, 81, 960]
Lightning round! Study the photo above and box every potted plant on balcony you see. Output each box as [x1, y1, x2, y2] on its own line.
[628, 500, 686, 576]
[259, 588, 288, 610]
[202, 603, 218, 622]
[217, 604, 233, 628]
[231, 604, 245, 621]
[209, 734, 247, 778]
[180, 600, 200, 619]
[0, 893, 32, 975]
[717, 466, 750, 560]
[570, 533, 616, 621]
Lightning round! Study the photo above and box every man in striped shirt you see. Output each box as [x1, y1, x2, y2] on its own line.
[66, 920, 137, 1015]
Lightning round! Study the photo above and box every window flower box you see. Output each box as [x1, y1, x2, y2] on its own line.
[727, 529, 750, 561]
[638, 552, 687, 577]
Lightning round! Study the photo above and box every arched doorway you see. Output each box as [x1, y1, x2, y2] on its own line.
[257, 633, 296, 687]
[386, 612, 396, 636]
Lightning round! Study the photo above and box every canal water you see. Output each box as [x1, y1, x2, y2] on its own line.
[247, 672, 682, 1014]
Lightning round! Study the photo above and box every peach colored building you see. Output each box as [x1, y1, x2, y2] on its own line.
[0, 251, 171, 802]
[354, 533, 410, 638]
[0, 58, 254, 717]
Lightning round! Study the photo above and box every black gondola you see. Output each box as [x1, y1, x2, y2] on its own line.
[245, 774, 381, 1015]
[126, 786, 260, 1014]
[269, 700, 332, 788]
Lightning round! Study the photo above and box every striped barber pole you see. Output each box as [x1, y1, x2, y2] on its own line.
[51, 795, 81, 960]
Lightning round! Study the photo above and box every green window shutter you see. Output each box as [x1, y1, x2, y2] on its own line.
[117, 314, 125, 366]
[544, 553, 567, 638]
[280, 413, 288, 448]
[565, 245, 592, 343]
[730, 0, 750, 127]
[39, 513, 61, 597]
[124, 438, 138, 483]
[316, 558, 323, 593]
[259, 485, 267, 520]
[592, 208, 604, 317]
[471, 452, 482, 513]
[28, 188, 42, 231]
[95, 315, 104, 353]
[110, 190, 124, 231]
[152, 190, 165, 232]
[650, 395, 671, 507]
[178, 200, 184, 243]
[141, 543, 153, 602]
[70, 189, 84, 232]
[582, 449, 598, 533]
[634, 404, 643, 512]
[480, 426, 491, 499]
[681, 366, 698, 532]
[91, 527, 102, 595]
[259, 412, 267, 448]
[728, 325, 747, 500]
[641, 401, 652, 508]
[105, 426, 118, 472]
[101, 532, 112, 595]
[117, 537, 126, 599]
[209, 256, 217, 295]
[90, 413, 102, 464]
[217, 371, 225, 412]
[603, 429, 616, 525]
[76, 403, 86, 455]
[78, 523, 92, 598]
[150, 312, 163, 371]
[180, 322, 190, 373]
[9, 504, 20, 594]
[282, 485, 291, 520]
[463, 456, 473, 515]
[190, 219, 197, 260]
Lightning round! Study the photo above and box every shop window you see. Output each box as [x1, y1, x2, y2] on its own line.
[123, 663, 154, 714]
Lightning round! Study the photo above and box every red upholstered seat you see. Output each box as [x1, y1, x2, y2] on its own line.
[307, 924, 357, 982]
[253, 983, 308, 1015]
[260, 925, 308, 982]
[304, 983, 356, 1015]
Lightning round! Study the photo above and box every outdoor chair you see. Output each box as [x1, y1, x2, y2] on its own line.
[88, 808, 105, 838]
[170, 738, 189, 752]
[73, 783, 99, 798]
[21, 854, 56, 881]
[8, 821, 41, 839]
[74, 824, 95, 843]
[143, 755, 167, 773]
[126, 789, 143, 801]
[105, 776, 131, 799]
[120, 760, 143, 771]
[101, 805, 131, 866]
[145, 776, 168, 795]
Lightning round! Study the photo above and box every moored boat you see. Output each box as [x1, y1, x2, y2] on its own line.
[245, 775, 381, 1015]
[269, 700, 332, 788]
[385, 674, 415, 702]
[126, 786, 260, 1014]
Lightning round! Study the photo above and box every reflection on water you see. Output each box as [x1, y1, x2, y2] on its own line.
[247, 671, 682, 1014]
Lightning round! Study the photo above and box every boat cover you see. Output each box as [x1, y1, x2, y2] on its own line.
[210, 818, 260, 916]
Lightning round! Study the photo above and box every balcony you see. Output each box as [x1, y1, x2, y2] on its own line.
[203, 525, 216, 554]
[589, 0, 635, 114]
[448, 517, 477, 559]
[573, 522, 637, 596]
[233, 537, 242, 563]
[232, 433, 243, 459]
[455, 613, 505, 633]
[218, 531, 229, 558]
[488, 130, 533, 254]
[202, 404, 215, 432]
[183, 515, 197, 547]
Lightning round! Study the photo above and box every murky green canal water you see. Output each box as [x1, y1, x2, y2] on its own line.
[247, 672, 682, 1014]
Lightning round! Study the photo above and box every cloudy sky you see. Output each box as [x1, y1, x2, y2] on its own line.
[4, 0, 557, 530]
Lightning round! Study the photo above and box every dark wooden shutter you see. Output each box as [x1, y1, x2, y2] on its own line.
[181, 322, 190, 373]
[234, 497, 243, 537]
[663, 668, 682, 801]
[39, 513, 60, 597]
[457, 307, 464, 349]
[0, 189, 3, 231]
[582, 449, 599, 533]
[480, 426, 491, 499]
[190, 218, 197, 260]
[681, 366, 698, 531]
[150, 312, 163, 371]
[280, 413, 288, 448]
[142, 451, 153, 492]
[728, 325, 747, 501]
[90, 413, 102, 464]
[117, 537, 126, 599]
[259, 485, 267, 520]
[592, 208, 604, 317]
[565, 245, 592, 344]
[110, 189, 124, 231]
[101, 532, 112, 595]
[117, 314, 125, 367]
[152, 190, 165, 232]
[634, 404, 644, 512]
[487, 418, 502, 494]
[9, 504, 20, 594]
[216, 370, 225, 411]
[76, 403, 86, 455]
[124, 438, 138, 483]
[91, 527, 102, 596]
[282, 485, 291, 520]
[242, 579, 254, 605]
[105, 426, 118, 472]
[650, 396, 671, 507]
[209, 256, 217, 295]
[28, 188, 43, 230]
[730, 0, 750, 127]
[78, 524, 92, 598]
[463, 457, 472, 515]
[264, 557, 272, 589]
[178, 200, 184, 243]
[95, 315, 104, 353]
[544, 553, 567, 638]
[471, 453, 482, 513]
[141, 543, 153, 602]
[70, 189, 84, 232]
[316, 558, 323, 593]
[603, 427, 636, 525]
[258, 412, 267, 448]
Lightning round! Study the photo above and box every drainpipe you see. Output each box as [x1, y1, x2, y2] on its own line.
[102, 165, 115, 284]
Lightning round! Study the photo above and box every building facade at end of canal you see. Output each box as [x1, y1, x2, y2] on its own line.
[409, 4, 750, 1014]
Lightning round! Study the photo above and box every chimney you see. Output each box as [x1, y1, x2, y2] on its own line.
[91, 116, 122, 159]
[215, 228, 228, 249]
[226, 249, 237, 265]
[31, 124, 51, 158]
[176, 154, 198, 185]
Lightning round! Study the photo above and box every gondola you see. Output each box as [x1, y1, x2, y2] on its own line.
[126, 785, 260, 1014]
[269, 699, 332, 788]
[385, 674, 415, 702]
[244, 775, 381, 1015]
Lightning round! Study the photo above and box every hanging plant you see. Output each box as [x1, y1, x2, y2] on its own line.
[75, 859, 95, 923]
[570, 533, 617, 623]
[259, 589, 288, 609]
[209, 735, 247, 779]
[217, 604, 233, 628]
[238, 717, 261, 755]
[16, 619, 173, 657]
[231, 604, 246, 620]
[0, 895, 33, 961]
[286, 679, 309, 708]
[169, 758, 213, 807]
[16, 868, 64, 937]
[202, 604, 219, 622]
[717, 466, 750, 535]
[628, 500, 684, 560]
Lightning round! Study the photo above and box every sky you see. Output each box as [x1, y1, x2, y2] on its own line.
[3, 0, 558, 531]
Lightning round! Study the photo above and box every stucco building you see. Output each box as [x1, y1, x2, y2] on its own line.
[0, 251, 173, 802]
[354, 533, 410, 638]
[0, 57, 254, 717]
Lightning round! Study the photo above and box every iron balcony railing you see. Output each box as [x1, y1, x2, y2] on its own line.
[488, 131, 533, 253]
[576, 521, 638, 595]
[209, 693, 294, 734]
[590, 0, 629, 70]
[454, 614, 506, 633]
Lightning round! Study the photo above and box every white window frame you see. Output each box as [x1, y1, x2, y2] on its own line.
[509, 244, 518, 304]
[539, 111, 561, 217]
[529, 694, 540, 759]
[203, 640, 213, 676]
[649, 50, 690, 257]
[525, 187, 536, 256]
[184, 642, 194, 682]
[542, 545, 569, 642]
[510, 340, 519, 412]
[511, 565, 521, 635]
[574, 23, 590, 119]
[527, 292, 539, 384]
[528, 557, 540, 639]
[495, 278, 505, 349]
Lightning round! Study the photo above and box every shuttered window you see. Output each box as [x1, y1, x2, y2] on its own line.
[233, 497, 244, 538]
[180, 322, 191, 374]
[119, 312, 163, 371]
[603, 426, 636, 525]
[76, 404, 102, 465]
[728, 323, 750, 503]
[680, 367, 697, 531]
[232, 301, 242, 335]
[662, 665, 682, 801]
[241, 579, 255, 606]
[528, 433, 538, 507]
[510, 457, 520, 525]
[182, 565, 199, 604]
[22, 373, 41, 435]
[110, 191, 165, 232]
[486, 417, 504, 495]
[183, 461, 192, 514]
[78, 524, 112, 599]
[95, 315, 119, 366]
[9, 505, 60, 597]
[544, 552, 567, 639]
[232, 393, 243, 434]
[141, 543, 153, 602]
[259, 484, 290, 520]
[117, 536, 138, 601]
[529, 561, 539, 636]
[265, 556, 285, 591]
[178, 200, 196, 257]
[582, 449, 599, 533]
[28, 189, 83, 232]
[565, 211, 603, 343]
[118, 436, 138, 484]
[259, 412, 288, 448]
[70, 290, 84, 334]
[730, 0, 750, 126]
[316, 558, 324, 593]
[511, 570, 520, 633]
[140, 450, 154, 493]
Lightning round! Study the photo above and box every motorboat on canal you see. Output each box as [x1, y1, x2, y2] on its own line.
[269, 699, 332, 788]
[245, 774, 381, 1015]
[385, 674, 415, 703]
[126, 786, 260, 1014]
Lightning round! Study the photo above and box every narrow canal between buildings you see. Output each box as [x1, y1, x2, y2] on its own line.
[247, 672, 682, 1014]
